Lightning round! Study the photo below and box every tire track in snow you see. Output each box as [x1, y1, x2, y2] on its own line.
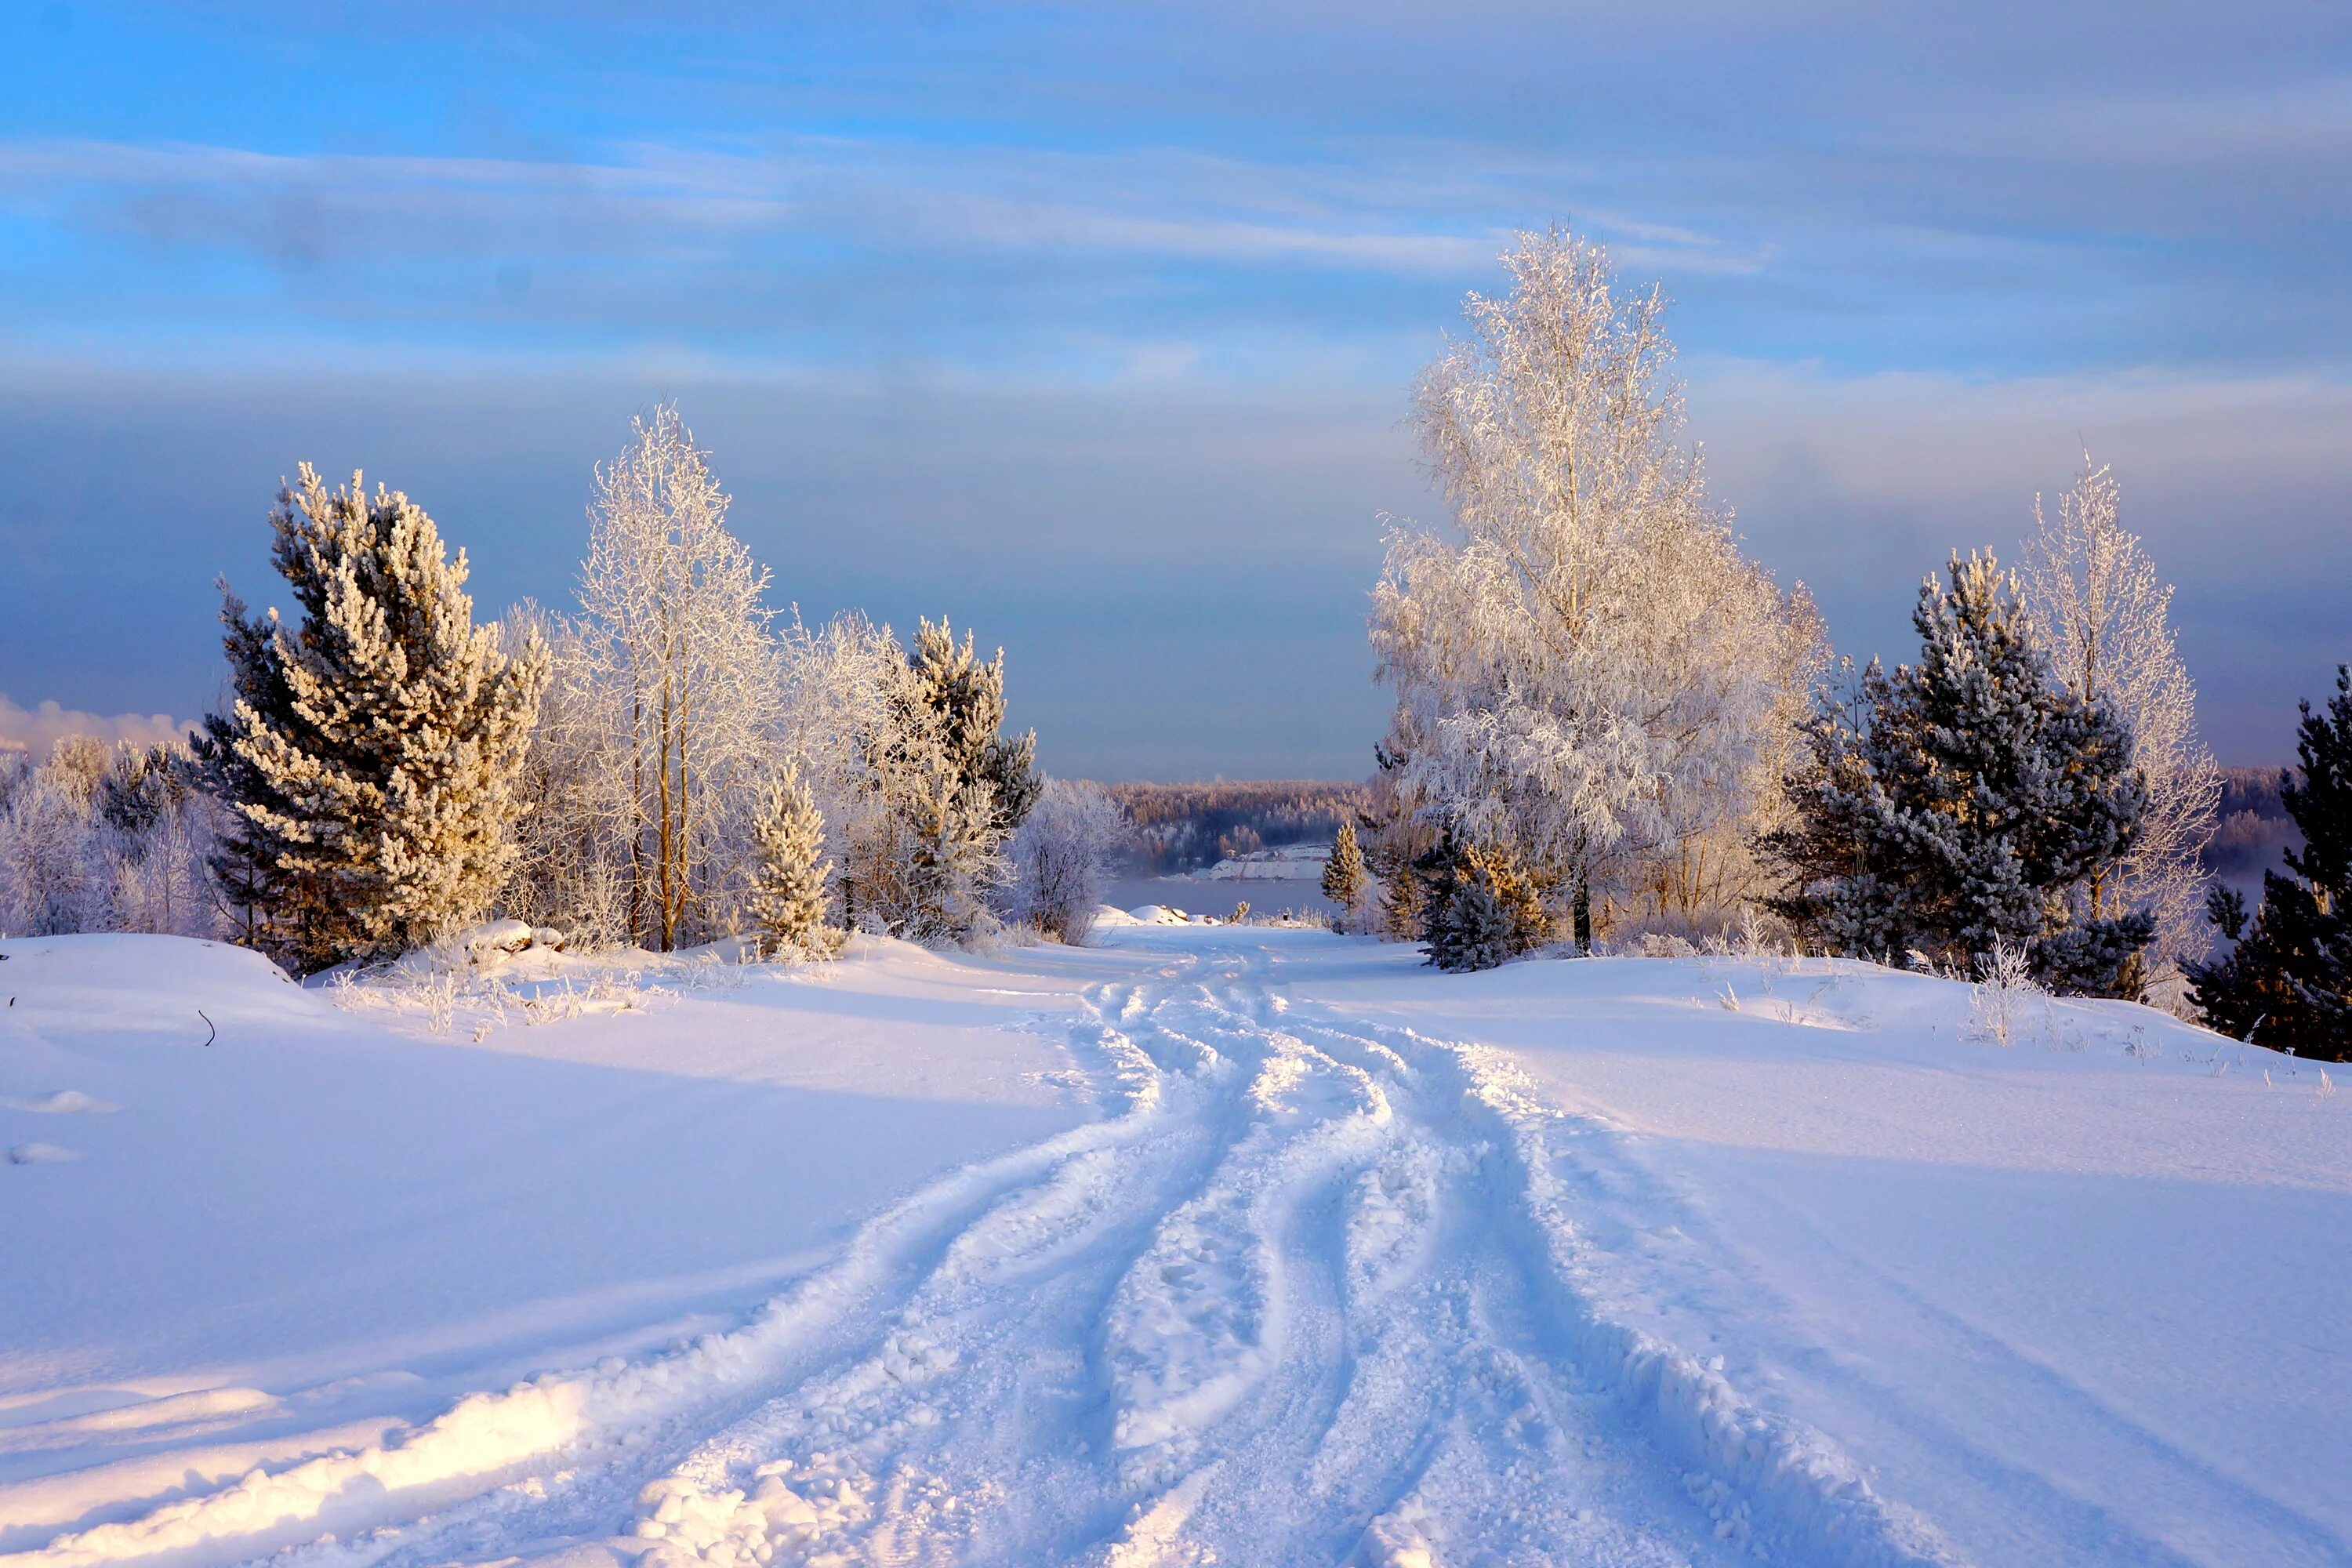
[6, 942, 1964, 1568]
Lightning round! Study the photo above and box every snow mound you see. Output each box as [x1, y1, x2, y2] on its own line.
[7, 1143, 80, 1165]
[1125, 905, 1192, 925]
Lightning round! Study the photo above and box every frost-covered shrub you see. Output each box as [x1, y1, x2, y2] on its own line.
[0, 739, 223, 939]
[1005, 778, 1125, 945]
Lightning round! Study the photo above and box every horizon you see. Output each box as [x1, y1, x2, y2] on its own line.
[3, 2, 2349, 776]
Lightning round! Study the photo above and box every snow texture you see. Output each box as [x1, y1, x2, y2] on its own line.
[2, 927, 2343, 1568]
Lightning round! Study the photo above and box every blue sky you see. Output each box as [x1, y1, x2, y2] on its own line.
[2, 1, 2347, 777]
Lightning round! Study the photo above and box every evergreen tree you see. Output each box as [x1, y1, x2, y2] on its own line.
[194, 466, 548, 970]
[748, 760, 842, 960]
[1322, 819, 1367, 928]
[1777, 553, 2151, 993]
[1419, 828, 1548, 972]
[2189, 666, 2352, 1057]
[906, 617, 1040, 840]
[845, 617, 1040, 944]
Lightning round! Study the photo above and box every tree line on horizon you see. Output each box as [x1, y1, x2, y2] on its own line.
[0, 228, 2344, 1056]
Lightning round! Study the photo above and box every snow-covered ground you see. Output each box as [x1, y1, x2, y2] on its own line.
[2, 927, 2343, 1567]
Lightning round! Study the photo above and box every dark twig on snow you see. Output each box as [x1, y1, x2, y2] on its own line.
[198, 1008, 215, 1047]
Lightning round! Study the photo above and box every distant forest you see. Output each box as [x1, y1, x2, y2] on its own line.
[1100, 780, 1370, 874]
[1097, 768, 2299, 888]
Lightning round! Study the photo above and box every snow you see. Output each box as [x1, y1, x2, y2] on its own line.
[3, 928, 2344, 1568]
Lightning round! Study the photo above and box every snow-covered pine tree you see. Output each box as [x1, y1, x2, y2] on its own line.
[1418, 828, 1548, 972]
[194, 466, 548, 969]
[1758, 658, 1878, 952]
[2188, 666, 2352, 1058]
[2022, 458, 2222, 1007]
[1322, 818, 1367, 929]
[1811, 552, 2151, 993]
[748, 760, 842, 960]
[1361, 727, 1439, 942]
[845, 617, 1039, 944]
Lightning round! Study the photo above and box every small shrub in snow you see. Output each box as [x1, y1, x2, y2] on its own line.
[1965, 938, 2042, 1047]
[748, 760, 843, 960]
[1004, 778, 1124, 945]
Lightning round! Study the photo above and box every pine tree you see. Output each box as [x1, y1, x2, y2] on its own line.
[1322, 819, 1367, 928]
[2189, 666, 2352, 1057]
[1419, 829, 1548, 972]
[748, 760, 842, 960]
[194, 466, 548, 970]
[846, 617, 1040, 944]
[1784, 553, 2151, 993]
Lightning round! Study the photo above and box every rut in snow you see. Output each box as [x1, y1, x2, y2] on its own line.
[11, 947, 1955, 1568]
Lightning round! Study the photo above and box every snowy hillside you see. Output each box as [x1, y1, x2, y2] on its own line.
[2, 928, 2343, 1568]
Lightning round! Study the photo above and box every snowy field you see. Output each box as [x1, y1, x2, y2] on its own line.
[2, 926, 2344, 1568]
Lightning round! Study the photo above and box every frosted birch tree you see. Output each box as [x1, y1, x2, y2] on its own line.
[1370, 227, 1819, 950]
[573, 405, 778, 949]
[2021, 457, 2221, 1007]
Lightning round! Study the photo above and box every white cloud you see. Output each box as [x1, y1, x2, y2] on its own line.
[0, 695, 194, 758]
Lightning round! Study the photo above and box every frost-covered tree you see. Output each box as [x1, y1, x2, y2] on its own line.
[0, 737, 227, 940]
[1322, 818, 1367, 929]
[2021, 457, 2221, 1008]
[93, 742, 223, 938]
[572, 405, 778, 950]
[2189, 666, 2352, 1058]
[499, 601, 633, 946]
[1780, 553, 2151, 993]
[194, 466, 547, 969]
[748, 759, 842, 960]
[1370, 227, 1819, 953]
[1007, 776, 1127, 944]
[0, 761, 100, 936]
